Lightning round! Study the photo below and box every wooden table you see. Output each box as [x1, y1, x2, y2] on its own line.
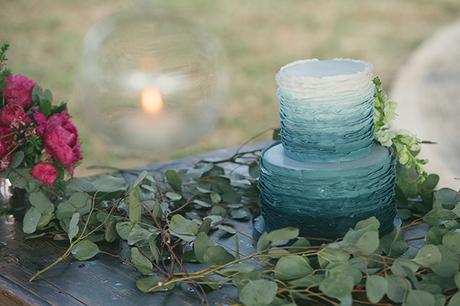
[0, 143, 426, 306]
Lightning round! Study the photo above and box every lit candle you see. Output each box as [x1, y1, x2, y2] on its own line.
[117, 87, 183, 151]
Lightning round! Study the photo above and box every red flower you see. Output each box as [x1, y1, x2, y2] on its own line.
[32, 109, 47, 135]
[0, 103, 31, 128]
[43, 112, 82, 174]
[31, 162, 58, 185]
[3, 74, 36, 109]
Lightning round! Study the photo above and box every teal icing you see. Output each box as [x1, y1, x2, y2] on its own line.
[259, 142, 397, 239]
[278, 90, 375, 162]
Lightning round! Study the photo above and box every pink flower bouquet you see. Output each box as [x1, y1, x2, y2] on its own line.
[0, 44, 82, 189]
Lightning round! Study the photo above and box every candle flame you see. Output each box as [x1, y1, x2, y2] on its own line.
[141, 87, 163, 114]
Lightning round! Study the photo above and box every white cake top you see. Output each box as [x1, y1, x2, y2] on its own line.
[276, 58, 374, 100]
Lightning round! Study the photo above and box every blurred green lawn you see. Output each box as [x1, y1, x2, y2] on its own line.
[1, 0, 459, 175]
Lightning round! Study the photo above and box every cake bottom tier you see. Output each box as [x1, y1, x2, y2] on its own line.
[258, 142, 397, 239]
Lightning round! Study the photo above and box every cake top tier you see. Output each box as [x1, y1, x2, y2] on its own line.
[276, 58, 373, 99]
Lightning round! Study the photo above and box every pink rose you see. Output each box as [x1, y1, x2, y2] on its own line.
[43, 112, 82, 174]
[32, 109, 47, 135]
[3, 74, 37, 109]
[0, 103, 31, 128]
[31, 162, 58, 185]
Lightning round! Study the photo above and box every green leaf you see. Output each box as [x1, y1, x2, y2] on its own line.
[210, 192, 221, 204]
[71, 240, 99, 261]
[405, 290, 435, 306]
[68, 212, 80, 241]
[194, 232, 215, 263]
[435, 188, 459, 209]
[132, 171, 148, 188]
[248, 160, 259, 179]
[169, 214, 199, 238]
[192, 199, 211, 208]
[165, 169, 182, 192]
[386, 275, 411, 303]
[452, 203, 460, 218]
[413, 245, 442, 267]
[66, 175, 127, 193]
[220, 263, 256, 274]
[421, 174, 439, 191]
[165, 192, 182, 201]
[319, 265, 354, 300]
[203, 246, 234, 265]
[380, 229, 408, 256]
[366, 275, 388, 303]
[274, 255, 313, 281]
[216, 224, 236, 235]
[127, 224, 154, 245]
[239, 279, 277, 306]
[431, 246, 459, 277]
[136, 275, 159, 293]
[116, 221, 134, 240]
[267, 227, 299, 246]
[10, 151, 24, 168]
[448, 292, 460, 306]
[443, 232, 460, 254]
[148, 238, 160, 264]
[128, 186, 142, 224]
[455, 272, 460, 288]
[356, 231, 379, 254]
[29, 191, 54, 214]
[318, 248, 350, 268]
[257, 232, 270, 252]
[22, 207, 42, 234]
[131, 247, 153, 274]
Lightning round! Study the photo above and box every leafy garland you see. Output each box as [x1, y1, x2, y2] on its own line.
[2, 45, 460, 305]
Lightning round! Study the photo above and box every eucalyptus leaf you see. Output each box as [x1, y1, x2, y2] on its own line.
[29, 191, 54, 214]
[366, 275, 388, 303]
[194, 232, 215, 263]
[267, 227, 299, 246]
[413, 244, 442, 267]
[274, 255, 313, 281]
[448, 292, 460, 306]
[165, 169, 182, 192]
[319, 265, 354, 300]
[405, 290, 435, 306]
[116, 221, 134, 240]
[380, 229, 408, 256]
[239, 279, 277, 306]
[216, 224, 236, 235]
[23, 207, 42, 234]
[257, 232, 270, 252]
[435, 188, 459, 209]
[136, 275, 159, 293]
[355, 230, 379, 254]
[165, 192, 182, 201]
[127, 224, 155, 246]
[203, 246, 234, 265]
[318, 248, 350, 268]
[68, 212, 80, 241]
[10, 151, 24, 168]
[169, 214, 199, 237]
[386, 275, 411, 303]
[128, 186, 142, 223]
[442, 232, 460, 254]
[71, 240, 99, 261]
[131, 247, 153, 275]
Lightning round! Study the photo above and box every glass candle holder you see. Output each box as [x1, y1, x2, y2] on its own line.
[77, 5, 227, 155]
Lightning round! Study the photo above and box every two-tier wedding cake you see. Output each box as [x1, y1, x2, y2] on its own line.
[259, 59, 397, 239]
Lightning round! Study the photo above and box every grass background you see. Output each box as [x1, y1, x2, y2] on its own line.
[1, 0, 459, 175]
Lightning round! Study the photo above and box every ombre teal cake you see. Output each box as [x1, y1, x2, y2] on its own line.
[259, 59, 397, 239]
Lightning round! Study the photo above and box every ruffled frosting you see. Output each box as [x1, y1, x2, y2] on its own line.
[258, 142, 397, 239]
[275, 59, 375, 162]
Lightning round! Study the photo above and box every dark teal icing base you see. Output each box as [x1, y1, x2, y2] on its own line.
[258, 142, 397, 239]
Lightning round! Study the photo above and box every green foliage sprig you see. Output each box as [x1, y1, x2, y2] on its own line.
[7, 76, 459, 306]
[373, 77, 428, 183]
